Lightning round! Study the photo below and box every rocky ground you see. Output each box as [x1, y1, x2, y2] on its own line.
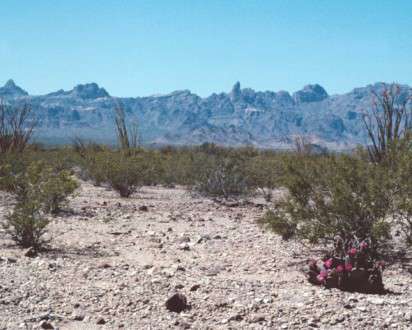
[0, 182, 411, 329]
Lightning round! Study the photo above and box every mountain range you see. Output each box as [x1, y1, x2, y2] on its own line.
[1, 79, 411, 149]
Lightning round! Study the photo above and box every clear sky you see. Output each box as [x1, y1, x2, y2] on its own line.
[1, 1, 411, 97]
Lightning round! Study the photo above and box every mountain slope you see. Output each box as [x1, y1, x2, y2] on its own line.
[1, 80, 411, 149]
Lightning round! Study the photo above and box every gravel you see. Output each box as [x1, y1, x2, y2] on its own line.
[0, 182, 411, 329]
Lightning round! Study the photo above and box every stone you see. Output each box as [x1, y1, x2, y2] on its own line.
[228, 313, 243, 321]
[178, 243, 190, 251]
[72, 307, 85, 321]
[24, 247, 37, 258]
[98, 262, 112, 269]
[96, 317, 106, 325]
[139, 205, 148, 212]
[39, 321, 54, 329]
[179, 235, 191, 243]
[190, 284, 201, 292]
[250, 314, 266, 323]
[165, 293, 189, 313]
[4, 256, 17, 263]
[367, 297, 384, 305]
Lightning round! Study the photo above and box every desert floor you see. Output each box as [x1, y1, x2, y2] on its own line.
[1, 182, 411, 329]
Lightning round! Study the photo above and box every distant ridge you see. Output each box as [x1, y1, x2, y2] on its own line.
[1, 79, 411, 149]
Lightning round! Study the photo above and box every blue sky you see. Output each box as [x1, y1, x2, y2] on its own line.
[1, 1, 411, 97]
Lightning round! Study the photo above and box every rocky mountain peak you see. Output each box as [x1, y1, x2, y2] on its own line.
[71, 83, 110, 99]
[276, 90, 294, 104]
[5, 79, 17, 88]
[0, 79, 29, 98]
[230, 81, 241, 100]
[3, 79, 410, 150]
[293, 84, 328, 103]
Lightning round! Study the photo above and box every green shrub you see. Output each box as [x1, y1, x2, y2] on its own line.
[387, 141, 412, 245]
[0, 163, 15, 192]
[8, 161, 79, 214]
[260, 154, 393, 247]
[1, 161, 78, 248]
[39, 168, 79, 214]
[246, 154, 283, 201]
[3, 201, 49, 249]
[193, 154, 254, 198]
[101, 152, 155, 197]
[259, 209, 296, 240]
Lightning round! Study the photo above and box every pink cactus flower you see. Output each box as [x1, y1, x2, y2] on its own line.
[376, 261, 385, 269]
[336, 265, 344, 273]
[324, 258, 333, 269]
[360, 242, 368, 250]
[345, 263, 353, 272]
[348, 248, 357, 257]
[316, 273, 326, 284]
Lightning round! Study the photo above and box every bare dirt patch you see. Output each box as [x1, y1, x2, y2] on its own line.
[1, 182, 411, 329]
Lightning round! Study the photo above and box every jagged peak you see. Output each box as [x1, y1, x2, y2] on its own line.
[169, 89, 192, 96]
[4, 79, 17, 88]
[293, 84, 328, 103]
[232, 81, 241, 92]
[0, 79, 28, 97]
[230, 81, 241, 100]
[70, 82, 110, 99]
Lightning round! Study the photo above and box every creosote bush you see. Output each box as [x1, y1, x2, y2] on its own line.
[259, 154, 393, 247]
[194, 159, 246, 198]
[192, 148, 256, 199]
[104, 153, 147, 197]
[4, 201, 49, 249]
[1, 160, 78, 248]
[74, 143, 280, 200]
[247, 153, 284, 201]
[82, 150, 160, 197]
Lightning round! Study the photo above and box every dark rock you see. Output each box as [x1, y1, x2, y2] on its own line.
[139, 205, 149, 212]
[96, 317, 106, 325]
[190, 284, 201, 292]
[23, 247, 37, 258]
[229, 313, 243, 321]
[165, 293, 189, 313]
[98, 262, 112, 269]
[39, 320, 54, 329]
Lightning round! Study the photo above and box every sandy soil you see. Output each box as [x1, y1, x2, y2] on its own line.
[0, 182, 411, 329]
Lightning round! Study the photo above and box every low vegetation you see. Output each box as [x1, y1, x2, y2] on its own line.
[1, 159, 78, 248]
[0, 84, 411, 294]
[0, 102, 36, 154]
